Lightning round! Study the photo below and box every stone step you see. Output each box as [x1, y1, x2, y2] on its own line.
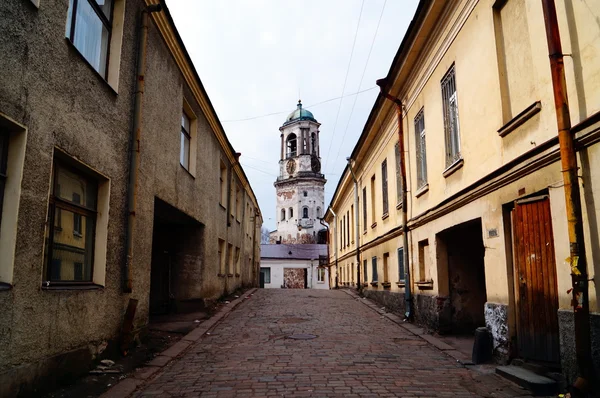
[496, 365, 558, 396]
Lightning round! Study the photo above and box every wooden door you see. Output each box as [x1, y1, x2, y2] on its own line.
[512, 196, 560, 363]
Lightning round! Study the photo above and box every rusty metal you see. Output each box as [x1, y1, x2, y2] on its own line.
[540, 0, 594, 391]
[124, 5, 162, 293]
[376, 79, 413, 320]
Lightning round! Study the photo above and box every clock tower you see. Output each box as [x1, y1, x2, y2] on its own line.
[271, 100, 326, 243]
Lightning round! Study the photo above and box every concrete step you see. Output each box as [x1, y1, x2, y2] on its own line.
[496, 365, 558, 396]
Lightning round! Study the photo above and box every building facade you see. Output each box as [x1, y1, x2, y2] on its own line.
[260, 244, 329, 289]
[0, 0, 262, 395]
[325, 0, 600, 384]
[270, 101, 326, 244]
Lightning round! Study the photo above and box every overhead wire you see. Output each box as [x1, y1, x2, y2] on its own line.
[331, 0, 388, 173]
[221, 87, 377, 123]
[322, 0, 366, 173]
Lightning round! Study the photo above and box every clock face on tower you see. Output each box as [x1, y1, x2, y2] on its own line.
[311, 156, 321, 173]
[286, 159, 296, 175]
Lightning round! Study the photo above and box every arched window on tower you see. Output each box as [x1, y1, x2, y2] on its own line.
[316, 207, 321, 218]
[281, 208, 286, 221]
[311, 133, 316, 154]
[286, 134, 297, 158]
[303, 207, 309, 219]
[289, 207, 293, 218]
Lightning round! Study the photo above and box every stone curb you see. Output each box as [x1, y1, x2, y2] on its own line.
[340, 289, 472, 364]
[99, 288, 258, 398]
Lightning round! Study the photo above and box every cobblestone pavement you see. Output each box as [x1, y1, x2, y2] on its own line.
[133, 289, 534, 397]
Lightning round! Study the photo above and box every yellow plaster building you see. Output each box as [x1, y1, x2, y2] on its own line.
[324, 0, 600, 382]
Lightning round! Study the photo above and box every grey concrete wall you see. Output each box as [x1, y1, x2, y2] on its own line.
[0, 0, 143, 394]
[557, 310, 600, 385]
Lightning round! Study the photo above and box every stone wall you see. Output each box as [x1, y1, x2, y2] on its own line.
[558, 310, 600, 384]
[484, 302, 509, 363]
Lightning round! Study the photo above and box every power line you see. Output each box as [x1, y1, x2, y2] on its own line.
[322, 0, 366, 173]
[221, 87, 377, 123]
[332, 0, 387, 170]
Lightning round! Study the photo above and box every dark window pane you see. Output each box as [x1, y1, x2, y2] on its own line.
[180, 131, 190, 169]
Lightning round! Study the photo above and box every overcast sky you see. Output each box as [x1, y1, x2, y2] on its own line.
[166, 0, 418, 231]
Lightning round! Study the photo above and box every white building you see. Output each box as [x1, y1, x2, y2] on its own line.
[260, 244, 329, 289]
[270, 101, 326, 244]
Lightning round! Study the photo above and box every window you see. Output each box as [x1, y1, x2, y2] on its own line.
[261, 267, 271, 283]
[362, 187, 367, 232]
[317, 267, 325, 283]
[219, 160, 227, 206]
[418, 239, 429, 281]
[441, 65, 461, 167]
[218, 239, 225, 274]
[350, 205, 354, 242]
[303, 191, 308, 197]
[383, 253, 389, 283]
[394, 143, 402, 205]
[371, 257, 378, 282]
[286, 133, 297, 158]
[370, 175, 376, 225]
[363, 259, 367, 283]
[289, 207, 293, 218]
[311, 133, 317, 155]
[303, 207, 309, 219]
[44, 162, 98, 283]
[381, 159, 388, 215]
[397, 247, 405, 282]
[66, 0, 114, 78]
[281, 208, 285, 221]
[228, 243, 233, 274]
[316, 207, 321, 218]
[236, 185, 241, 220]
[346, 210, 350, 245]
[339, 220, 343, 248]
[414, 109, 427, 188]
[180, 112, 191, 170]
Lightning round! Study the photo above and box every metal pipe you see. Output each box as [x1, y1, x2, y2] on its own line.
[329, 207, 339, 289]
[540, 1, 594, 391]
[319, 217, 331, 289]
[124, 4, 162, 293]
[376, 79, 413, 320]
[347, 159, 361, 293]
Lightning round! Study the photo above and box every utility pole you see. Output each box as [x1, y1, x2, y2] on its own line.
[540, 0, 594, 393]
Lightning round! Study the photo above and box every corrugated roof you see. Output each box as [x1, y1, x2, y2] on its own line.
[260, 244, 327, 260]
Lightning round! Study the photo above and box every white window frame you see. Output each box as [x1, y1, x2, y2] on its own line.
[441, 65, 461, 167]
[414, 108, 427, 188]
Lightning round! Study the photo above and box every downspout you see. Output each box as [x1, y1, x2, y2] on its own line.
[329, 207, 339, 289]
[124, 4, 162, 293]
[319, 217, 331, 289]
[252, 208, 259, 286]
[540, 1, 594, 392]
[376, 78, 413, 320]
[347, 159, 361, 293]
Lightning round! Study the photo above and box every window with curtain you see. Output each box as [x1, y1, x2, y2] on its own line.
[66, 0, 114, 78]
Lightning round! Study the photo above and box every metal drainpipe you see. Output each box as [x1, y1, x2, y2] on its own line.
[541, 1, 594, 392]
[347, 159, 361, 293]
[329, 207, 339, 289]
[376, 79, 413, 320]
[124, 4, 162, 293]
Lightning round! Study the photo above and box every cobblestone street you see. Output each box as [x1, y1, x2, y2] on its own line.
[131, 289, 536, 397]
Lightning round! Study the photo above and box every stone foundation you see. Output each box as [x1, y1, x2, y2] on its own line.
[362, 290, 406, 316]
[484, 302, 509, 363]
[557, 310, 600, 384]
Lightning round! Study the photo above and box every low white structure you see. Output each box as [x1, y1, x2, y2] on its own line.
[260, 244, 329, 289]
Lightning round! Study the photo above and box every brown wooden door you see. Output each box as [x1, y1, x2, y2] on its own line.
[512, 196, 560, 364]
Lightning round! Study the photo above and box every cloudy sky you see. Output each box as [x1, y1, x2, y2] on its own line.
[166, 0, 418, 231]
